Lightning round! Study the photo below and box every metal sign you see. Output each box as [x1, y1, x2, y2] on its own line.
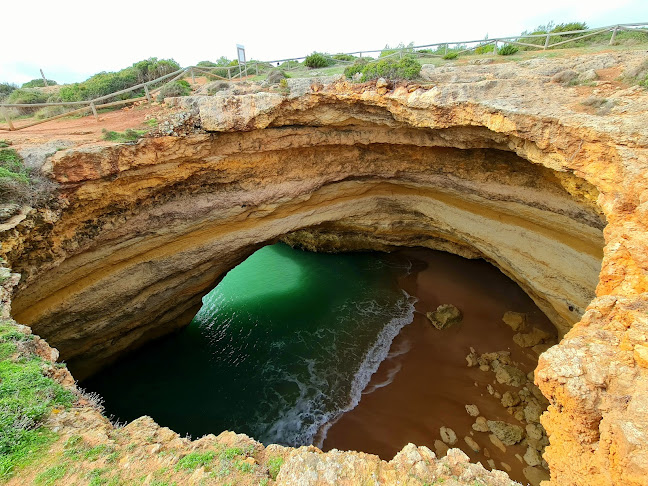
[236, 44, 246, 64]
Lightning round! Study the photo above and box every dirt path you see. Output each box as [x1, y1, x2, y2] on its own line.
[0, 102, 168, 150]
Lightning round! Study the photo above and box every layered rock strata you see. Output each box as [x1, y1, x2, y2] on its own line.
[1, 51, 647, 485]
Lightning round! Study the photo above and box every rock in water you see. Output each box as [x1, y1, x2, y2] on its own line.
[502, 311, 527, 331]
[440, 426, 457, 445]
[487, 420, 524, 446]
[426, 304, 463, 330]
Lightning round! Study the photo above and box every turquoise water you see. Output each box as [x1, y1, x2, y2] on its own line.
[84, 243, 415, 446]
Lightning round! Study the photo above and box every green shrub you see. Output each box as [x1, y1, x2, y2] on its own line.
[0, 82, 18, 99]
[21, 79, 57, 88]
[551, 22, 588, 37]
[196, 60, 218, 68]
[332, 53, 355, 62]
[344, 59, 369, 79]
[1, 148, 55, 205]
[348, 56, 422, 82]
[6, 89, 48, 105]
[156, 80, 191, 101]
[102, 129, 147, 143]
[639, 75, 648, 89]
[380, 42, 414, 58]
[498, 45, 519, 56]
[475, 44, 495, 54]
[442, 52, 459, 60]
[267, 457, 284, 480]
[304, 52, 335, 68]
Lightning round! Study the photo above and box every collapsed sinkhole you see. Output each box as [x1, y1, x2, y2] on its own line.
[81, 242, 559, 484]
[5, 124, 609, 485]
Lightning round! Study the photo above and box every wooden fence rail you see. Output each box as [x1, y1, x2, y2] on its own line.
[1, 22, 647, 132]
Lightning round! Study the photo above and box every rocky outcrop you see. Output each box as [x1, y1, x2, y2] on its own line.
[1, 51, 648, 485]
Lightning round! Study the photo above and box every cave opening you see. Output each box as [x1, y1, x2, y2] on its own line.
[82, 242, 558, 485]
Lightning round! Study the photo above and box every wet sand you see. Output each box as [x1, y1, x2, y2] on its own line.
[322, 248, 556, 484]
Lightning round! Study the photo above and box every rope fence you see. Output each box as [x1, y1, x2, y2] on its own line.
[1, 22, 646, 132]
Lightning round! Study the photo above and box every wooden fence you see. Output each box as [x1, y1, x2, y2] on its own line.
[1, 22, 646, 132]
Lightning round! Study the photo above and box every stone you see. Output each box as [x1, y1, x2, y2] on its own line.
[526, 423, 544, 441]
[513, 328, 552, 348]
[524, 400, 544, 424]
[579, 69, 598, 82]
[434, 439, 449, 457]
[440, 426, 457, 445]
[488, 434, 507, 453]
[487, 459, 496, 469]
[532, 343, 553, 356]
[376, 78, 388, 89]
[426, 304, 463, 330]
[472, 417, 489, 433]
[479, 364, 490, 372]
[483, 447, 490, 458]
[465, 404, 479, 417]
[500, 462, 511, 472]
[464, 436, 480, 452]
[502, 311, 527, 331]
[495, 364, 527, 387]
[524, 446, 542, 467]
[465, 352, 478, 367]
[523, 466, 551, 486]
[501, 391, 521, 407]
[487, 421, 524, 446]
[551, 69, 578, 83]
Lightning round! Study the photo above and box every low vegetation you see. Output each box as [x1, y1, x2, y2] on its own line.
[21, 79, 58, 88]
[102, 128, 147, 143]
[497, 45, 519, 56]
[304, 52, 335, 68]
[157, 80, 192, 101]
[0, 148, 56, 206]
[0, 321, 75, 480]
[57, 57, 180, 103]
[344, 56, 422, 81]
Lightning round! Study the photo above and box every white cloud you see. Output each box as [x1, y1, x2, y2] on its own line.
[1, 0, 646, 84]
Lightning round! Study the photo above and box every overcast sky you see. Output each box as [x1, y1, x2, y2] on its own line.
[2, 0, 646, 85]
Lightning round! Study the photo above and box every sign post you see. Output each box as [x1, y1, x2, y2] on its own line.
[236, 44, 246, 79]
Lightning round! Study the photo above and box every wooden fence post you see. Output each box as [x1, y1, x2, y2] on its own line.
[144, 85, 152, 104]
[1, 106, 15, 130]
[255, 63, 259, 75]
[544, 34, 551, 49]
[228, 68, 231, 80]
[40, 69, 49, 87]
[90, 102, 98, 121]
[610, 26, 618, 45]
[191, 68, 195, 84]
[444, 44, 448, 55]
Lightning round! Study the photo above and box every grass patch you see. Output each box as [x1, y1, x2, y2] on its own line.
[267, 456, 284, 480]
[234, 460, 254, 473]
[34, 464, 67, 485]
[102, 129, 147, 143]
[219, 447, 243, 460]
[175, 451, 216, 471]
[0, 322, 75, 481]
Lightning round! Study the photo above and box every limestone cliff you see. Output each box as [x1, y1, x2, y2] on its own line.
[1, 51, 647, 485]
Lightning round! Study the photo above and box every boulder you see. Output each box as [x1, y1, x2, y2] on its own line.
[465, 404, 480, 417]
[472, 416, 489, 433]
[551, 69, 578, 84]
[495, 364, 527, 387]
[440, 426, 457, 445]
[513, 327, 552, 348]
[501, 391, 521, 408]
[426, 304, 463, 330]
[502, 311, 527, 331]
[487, 420, 524, 446]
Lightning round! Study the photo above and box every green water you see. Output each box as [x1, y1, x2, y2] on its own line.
[84, 243, 415, 446]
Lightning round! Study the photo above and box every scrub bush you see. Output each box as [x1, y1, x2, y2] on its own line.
[443, 52, 459, 60]
[345, 57, 422, 81]
[498, 45, 519, 55]
[304, 52, 335, 68]
[21, 79, 57, 88]
[156, 80, 191, 101]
